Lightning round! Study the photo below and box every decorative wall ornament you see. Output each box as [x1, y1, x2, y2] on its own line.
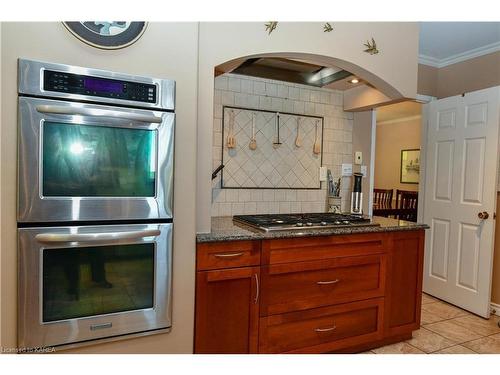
[323, 23, 333, 32]
[264, 22, 278, 35]
[63, 22, 147, 50]
[363, 38, 379, 55]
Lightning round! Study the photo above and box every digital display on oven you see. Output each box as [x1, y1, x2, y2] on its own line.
[83, 77, 124, 94]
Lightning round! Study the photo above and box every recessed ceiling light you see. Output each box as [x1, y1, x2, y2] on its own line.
[349, 78, 359, 84]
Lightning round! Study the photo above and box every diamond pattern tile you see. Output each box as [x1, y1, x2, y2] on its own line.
[222, 108, 323, 189]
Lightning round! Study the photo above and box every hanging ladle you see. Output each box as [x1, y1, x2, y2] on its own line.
[249, 112, 257, 150]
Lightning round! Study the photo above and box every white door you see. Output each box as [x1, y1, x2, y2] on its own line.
[422, 87, 500, 317]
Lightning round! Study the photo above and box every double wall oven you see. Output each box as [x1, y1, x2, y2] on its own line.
[17, 59, 175, 349]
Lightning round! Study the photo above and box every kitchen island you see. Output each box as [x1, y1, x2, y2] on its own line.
[195, 216, 428, 354]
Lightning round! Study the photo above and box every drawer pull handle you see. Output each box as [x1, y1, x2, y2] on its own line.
[254, 273, 260, 304]
[213, 252, 244, 258]
[314, 325, 337, 333]
[317, 279, 340, 285]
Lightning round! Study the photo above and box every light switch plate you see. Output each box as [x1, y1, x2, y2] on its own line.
[360, 165, 367, 177]
[319, 166, 327, 181]
[341, 163, 353, 176]
[355, 151, 363, 165]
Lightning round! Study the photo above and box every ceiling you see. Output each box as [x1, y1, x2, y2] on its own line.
[377, 102, 422, 125]
[419, 22, 500, 67]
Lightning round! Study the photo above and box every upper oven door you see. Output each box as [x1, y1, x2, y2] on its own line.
[18, 96, 174, 223]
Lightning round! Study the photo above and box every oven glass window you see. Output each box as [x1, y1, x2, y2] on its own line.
[42, 243, 154, 322]
[42, 122, 156, 197]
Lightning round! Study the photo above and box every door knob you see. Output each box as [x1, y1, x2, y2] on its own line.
[478, 211, 489, 220]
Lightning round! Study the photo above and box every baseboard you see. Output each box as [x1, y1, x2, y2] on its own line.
[491, 302, 500, 317]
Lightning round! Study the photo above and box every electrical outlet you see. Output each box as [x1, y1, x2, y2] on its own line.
[355, 151, 363, 165]
[360, 165, 367, 177]
[341, 163, 353, 176]
[319, 166, 327, 181]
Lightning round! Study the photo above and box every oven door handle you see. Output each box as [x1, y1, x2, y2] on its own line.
[35, 229, 161, 243]
[35, 105, 163, 124]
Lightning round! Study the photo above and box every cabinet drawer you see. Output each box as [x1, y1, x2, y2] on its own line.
[260, 254, 386, 316]
[259, 298, 384, 354]
[262, 233, 387, 265]
[197, 241, 260, 271]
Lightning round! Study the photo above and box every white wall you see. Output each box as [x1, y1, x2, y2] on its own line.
[1, 22, 198, 353]
[197, 22, 420, 233]
[352, 111, 376, 215]
[212, 73, 354, 216]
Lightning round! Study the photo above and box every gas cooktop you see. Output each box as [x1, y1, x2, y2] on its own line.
[233, 213, 379, 232]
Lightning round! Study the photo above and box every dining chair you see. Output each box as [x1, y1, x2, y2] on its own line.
[395, 189, 418, 222]
[373, 188, 393, 208]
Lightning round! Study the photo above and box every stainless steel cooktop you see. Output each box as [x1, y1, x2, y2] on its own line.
[233, 213, 380, 232]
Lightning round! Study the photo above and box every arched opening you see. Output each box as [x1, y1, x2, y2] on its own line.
[208, 52, 406, 221]
[215, 52, 404, 103]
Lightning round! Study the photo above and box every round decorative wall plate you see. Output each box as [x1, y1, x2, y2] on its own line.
[63, 22, 147, 50]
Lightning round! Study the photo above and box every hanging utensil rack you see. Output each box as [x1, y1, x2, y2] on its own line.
[220, 105, 324, 190]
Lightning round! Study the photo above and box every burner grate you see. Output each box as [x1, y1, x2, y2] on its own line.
[233, 213, 377, 232]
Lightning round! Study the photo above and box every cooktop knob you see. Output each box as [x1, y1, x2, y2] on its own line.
[306, 222, 313, 226]
[343, 220, 350, 224]
[334, 221, 341, 225]
[296, 222, 304, 227]
[320, 221, 328, 226]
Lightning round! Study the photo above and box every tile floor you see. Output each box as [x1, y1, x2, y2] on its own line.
[364, 293, 500, 354]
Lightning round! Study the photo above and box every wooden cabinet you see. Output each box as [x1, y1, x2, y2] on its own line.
[197, 240, 260, 271]
[195, 230, 425, 354]
[194, 266, 260, 353]
[259, 298, 384, 354]
[384, 231, 425, 336]
[260, 254, 386, 316]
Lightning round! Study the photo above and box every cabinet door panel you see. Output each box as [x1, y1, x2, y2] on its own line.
[385, 230, 425, 335]
[195, 266, 260, 353]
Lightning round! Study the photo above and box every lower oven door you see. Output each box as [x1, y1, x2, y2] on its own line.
[18, 223, 172, 348]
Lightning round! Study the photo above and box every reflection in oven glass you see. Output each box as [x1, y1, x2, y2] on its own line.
[42, 122, 156, 197]
[42, 243, 154, 322]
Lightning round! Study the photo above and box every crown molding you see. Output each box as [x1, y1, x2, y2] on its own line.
[377, 115, 421, 126]
[418, 55, 441, 68]
[419, 40, 500, 68]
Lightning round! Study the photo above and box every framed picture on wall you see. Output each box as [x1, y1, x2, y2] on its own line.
[400, 149, 420, 184]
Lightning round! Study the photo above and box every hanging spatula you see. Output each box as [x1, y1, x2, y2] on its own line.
[273, 112, 282, 149]
[295, 117, 302, 148]
[227, 110, 236, 149]
[313, 119, 321, 154]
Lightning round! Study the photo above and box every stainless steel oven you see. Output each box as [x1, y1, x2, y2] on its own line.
[17, 59, 175, 223]
[18, 223, 172, 348]
[17, 59, 176, 349]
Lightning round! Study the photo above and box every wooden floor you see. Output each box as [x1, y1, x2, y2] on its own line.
[364, 294, 500, 354]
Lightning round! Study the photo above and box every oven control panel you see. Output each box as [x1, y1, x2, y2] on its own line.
[43, 69, 157, 104]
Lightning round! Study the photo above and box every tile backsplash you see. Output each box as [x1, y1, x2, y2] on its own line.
[212, 73, 353, 217]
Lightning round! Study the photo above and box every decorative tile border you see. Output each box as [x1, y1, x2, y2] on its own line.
[222, 106, 323, 189]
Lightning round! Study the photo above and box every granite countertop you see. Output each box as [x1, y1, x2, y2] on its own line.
[196, 216, 429, 243]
